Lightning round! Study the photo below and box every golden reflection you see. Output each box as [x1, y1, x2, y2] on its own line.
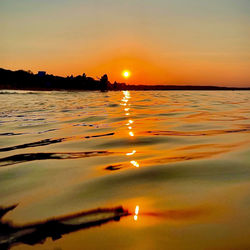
[130, 160, 140, 168]
[126, 120, 134, 125]
[126, 150, 136, 156]
[123, 91, 131, 98]
[134, 205, 140, 221]
[121, 91, 140, 169]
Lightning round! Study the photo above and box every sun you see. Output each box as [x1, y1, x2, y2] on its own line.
[122, 70, 131, 79]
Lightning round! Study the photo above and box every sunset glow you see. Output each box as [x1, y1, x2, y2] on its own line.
[1, 1, 250, 249]
[1, 0, 249, 87]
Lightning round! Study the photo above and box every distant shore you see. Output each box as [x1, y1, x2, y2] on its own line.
[1, 86, 250, 92]
[1, 68, 249, 91]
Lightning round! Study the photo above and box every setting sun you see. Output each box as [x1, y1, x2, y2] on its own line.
[123, 70, 131, 79]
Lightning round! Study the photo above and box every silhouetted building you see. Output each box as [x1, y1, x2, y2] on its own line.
[38, 71, 46, 77]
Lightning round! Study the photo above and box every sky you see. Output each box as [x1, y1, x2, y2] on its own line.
[1, 0, 250, 86]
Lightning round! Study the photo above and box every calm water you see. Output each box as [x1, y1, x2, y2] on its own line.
[0, 90, 250, 250]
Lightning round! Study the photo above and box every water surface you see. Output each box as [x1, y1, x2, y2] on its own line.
[0, 90, 250, 250]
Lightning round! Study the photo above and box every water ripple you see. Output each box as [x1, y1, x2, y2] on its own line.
[145, 126, 250, 136]
[0, 132, 115, 152]
[0, 151, 115, 167]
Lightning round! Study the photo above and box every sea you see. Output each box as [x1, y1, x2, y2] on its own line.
[0, 90, 250, 250]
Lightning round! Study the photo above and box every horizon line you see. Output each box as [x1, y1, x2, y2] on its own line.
[1, 67, 250, 89]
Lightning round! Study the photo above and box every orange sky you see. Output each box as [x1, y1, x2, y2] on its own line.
[1, 0, 250, 86]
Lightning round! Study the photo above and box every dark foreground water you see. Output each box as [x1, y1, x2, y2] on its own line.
[0, 90, 250, 250]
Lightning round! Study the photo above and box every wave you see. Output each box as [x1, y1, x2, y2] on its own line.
[105, 141, 249, 171]
[0, 204, 129, 249]
[0, 91, 40, 95]
[0, 132, 25, 136]
[0, 151, 115, 167]
[145, 126, 250, 137]
[0, 203, 208, 249]
[0, 132, 115, 152]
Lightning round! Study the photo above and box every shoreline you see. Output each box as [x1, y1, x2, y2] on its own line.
[1, 68, 249, 91]
[1, 87, 250, 91]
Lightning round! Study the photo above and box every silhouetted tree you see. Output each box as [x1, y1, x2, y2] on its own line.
[113, 81, 118, 89]
[100, 74, 109, 91]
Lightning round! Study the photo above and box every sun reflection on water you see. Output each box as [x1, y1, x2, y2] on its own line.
[129, 131, 134, 137]
[126, 150, 136, 156]
[134, 205, 140, 221]
[120, 91, 140, 169]
[130, 160, 140, 168]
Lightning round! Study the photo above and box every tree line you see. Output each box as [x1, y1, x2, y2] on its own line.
[0, 68, 126, 91]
